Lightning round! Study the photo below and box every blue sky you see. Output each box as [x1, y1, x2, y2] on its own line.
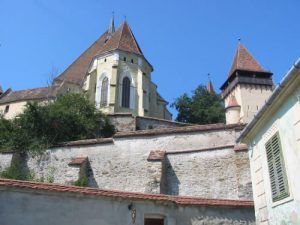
[0, 0, 299, 116]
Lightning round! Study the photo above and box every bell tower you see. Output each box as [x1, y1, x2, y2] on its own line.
[220, 43, 274, 124]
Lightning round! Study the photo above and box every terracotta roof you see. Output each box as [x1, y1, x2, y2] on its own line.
[68, 157, 88, 166]
[97, 21, 143, 56]
[55, 21, 143, 85]
[207, 80, 214, 93]
[0, 178, 254, 207]
[53, 138, 113, 148]
[147, 150, 166, 161]
[115, 123, 245, 138]
[0, 86, 60, 104]
[234, 143, 248, 151]
[228, 43, 269, 78]
[166, 144, 235, 155]
[226, 95, 240, 108]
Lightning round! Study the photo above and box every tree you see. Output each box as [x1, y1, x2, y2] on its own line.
[0, 93, 115, 155]
[171, 85, 225, 124]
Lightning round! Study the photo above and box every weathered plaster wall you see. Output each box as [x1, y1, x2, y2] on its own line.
[0, 187, 255, 225]
[164, 148, 252, 200]
[0, 127, 252, 200]
[0, 153, 13, 171]
[247, 86, 300, 225]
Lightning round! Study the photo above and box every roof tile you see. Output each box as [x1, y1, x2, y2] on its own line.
[0, 178, 254, 207]
[228, 43, 269, 78]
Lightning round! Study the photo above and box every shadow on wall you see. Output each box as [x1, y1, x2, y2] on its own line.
[161, 157, 180, 195]
[87, 161, 99, 188]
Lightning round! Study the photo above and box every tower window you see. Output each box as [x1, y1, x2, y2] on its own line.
[122, 77, 130, 108]
[123, 57, 126, 62]
[100, 77, 109, 107]
[104, 58, 107, 62]
[131, 59, 134, 63]
[4, 105, 9, 114]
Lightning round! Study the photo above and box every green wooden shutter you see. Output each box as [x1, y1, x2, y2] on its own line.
[265, 132, 289, 202]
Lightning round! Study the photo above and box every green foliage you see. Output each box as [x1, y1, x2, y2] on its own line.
[0, 93, 115, 155]
[0, 163, 35, 181]
[171, 85, 225, 124]
[73, 177, 88, 187]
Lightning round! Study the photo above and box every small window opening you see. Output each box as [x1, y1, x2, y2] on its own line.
[123, 57, 127, 62]
[131, 59, 134, 63]
[104, 58, 107, 62]
[4, 105, 9, 114]
[144, 218, 164, 225]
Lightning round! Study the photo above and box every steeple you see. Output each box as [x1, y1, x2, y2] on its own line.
[228, 43, 269, 78]
[221, 42, 274, 124]
[206, 74, 214, 93]
[108, 14, 115, 38]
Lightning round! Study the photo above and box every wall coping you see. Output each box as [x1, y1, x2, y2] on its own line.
[0, 178, 254, 207]
[115, 123, 245, 138]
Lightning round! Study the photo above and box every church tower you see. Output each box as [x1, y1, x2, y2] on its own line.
[220, 43, 274, 124]
[54, 18, 171, 120]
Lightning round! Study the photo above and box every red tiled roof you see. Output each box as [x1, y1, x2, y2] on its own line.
[0, 178, 254, 207]
[234, 143, 248, 151]
[226, 95, 240, 108]
[53, 138, 113, 148]
[166, 144, 235, 155]
[68, 157, 88, 166]
[0, 86, 60, 104]
[55, 21, 143, 85]
[115, 123, 245, 138]
[147, 150, 166, 161]
[228, 43, 269, 78]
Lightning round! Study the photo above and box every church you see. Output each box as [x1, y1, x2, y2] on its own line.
[0, 17, 277, 225]
[0, 17, 171, 121]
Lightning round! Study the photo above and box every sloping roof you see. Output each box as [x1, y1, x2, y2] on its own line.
[228, 43, 269, 78]
[0, 86, 60, 104]
[55, 21, 143, 85]
[68, 157, 88, 166]
[147, 150, 166, 161]
[226, 95, 240, 108]
[0, 178, 254, 207]
[0, 85, 3, 95]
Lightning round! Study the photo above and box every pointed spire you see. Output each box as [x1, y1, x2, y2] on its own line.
[108, 12, 115, 37]
[228, 42, 268, 78]
[206, 74, 214, 93]
[227, 95, 240, 108]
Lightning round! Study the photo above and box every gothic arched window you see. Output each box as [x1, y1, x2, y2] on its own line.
[100, 77, 108, 106]
[122, 77, 130, 108]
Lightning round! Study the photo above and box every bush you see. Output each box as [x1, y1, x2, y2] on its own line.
[0, 93, 115, 155]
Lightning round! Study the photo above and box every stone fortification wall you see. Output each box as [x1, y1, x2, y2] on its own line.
[0, 124, 252, 200]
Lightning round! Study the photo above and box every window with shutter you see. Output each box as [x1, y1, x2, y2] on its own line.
[265, 132, 289, 202]
[100, 77, 109, 107]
